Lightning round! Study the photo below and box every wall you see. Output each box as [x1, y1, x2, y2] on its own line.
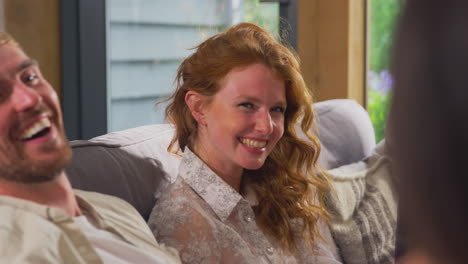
[107, 0, 231, 131]
[1, 0, 61, 96]
[0, 0, 4, 31]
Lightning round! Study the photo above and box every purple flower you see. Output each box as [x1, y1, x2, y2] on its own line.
[380, 70, 393, 93]
[368, 70, 393, 94]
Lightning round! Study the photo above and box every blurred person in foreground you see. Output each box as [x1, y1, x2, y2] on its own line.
[0, 32, 180, 263]
[148, 23, 341, 263]
[390, 0, 468, 263]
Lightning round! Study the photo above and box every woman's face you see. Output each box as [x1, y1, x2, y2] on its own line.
[194, 63, 286, 175]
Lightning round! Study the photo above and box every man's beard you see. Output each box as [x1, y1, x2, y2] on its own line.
[0, 134, 72, 184]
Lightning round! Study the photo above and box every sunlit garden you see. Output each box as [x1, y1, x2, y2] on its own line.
[368, 0, 401, 142]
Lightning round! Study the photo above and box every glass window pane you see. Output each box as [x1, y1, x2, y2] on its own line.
[243, 0, 279, 37]
[106, 0, 279, 132]
[367, 0, 401, 142]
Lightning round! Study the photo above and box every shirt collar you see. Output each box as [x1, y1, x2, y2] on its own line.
[74, 191, 107, 227]
[0, 194, 51, 217]
[179, 148, 243, 221]
[0, 192, 104, 224]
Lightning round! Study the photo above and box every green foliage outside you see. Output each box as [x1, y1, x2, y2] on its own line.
[368, 88, 392, 143]
[369, 0, 401, 72]
[368, 0, 401, 142]
[243, 0, 279, 38]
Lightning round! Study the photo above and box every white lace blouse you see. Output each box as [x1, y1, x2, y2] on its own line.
[148, 148, 342, 264]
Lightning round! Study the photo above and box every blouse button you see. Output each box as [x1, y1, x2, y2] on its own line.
[244, 215, 254, 222]
[266, 246, 274, 255]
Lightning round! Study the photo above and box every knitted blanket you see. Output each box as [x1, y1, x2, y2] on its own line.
[325, 140, 397, 264]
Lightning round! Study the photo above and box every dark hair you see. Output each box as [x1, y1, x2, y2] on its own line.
[390, 0, 468, 262]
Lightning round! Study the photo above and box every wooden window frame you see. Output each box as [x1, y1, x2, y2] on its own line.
[297, 0, 366, 105]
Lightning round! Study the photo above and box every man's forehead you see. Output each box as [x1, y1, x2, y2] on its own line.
[0, 43, 26, 58]
[0, 44, 36, 77]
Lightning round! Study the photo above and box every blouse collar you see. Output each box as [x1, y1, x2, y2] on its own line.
[179, 148, 244, 221]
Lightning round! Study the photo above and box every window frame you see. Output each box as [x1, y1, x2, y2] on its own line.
[61, 0, 108, 140]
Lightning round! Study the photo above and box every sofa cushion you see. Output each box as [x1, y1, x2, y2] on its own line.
[314, 99, 376, 169]
[66, 99, 376, 220]
[325, 140, 397, 264]
[67, 125, 180, 220]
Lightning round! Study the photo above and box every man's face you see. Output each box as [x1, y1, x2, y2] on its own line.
[0, 44, 71, 183]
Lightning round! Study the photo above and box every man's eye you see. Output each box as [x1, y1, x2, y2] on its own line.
[24, 74, 38, 84]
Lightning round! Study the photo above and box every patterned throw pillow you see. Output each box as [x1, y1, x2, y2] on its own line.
[325, 140, 397, 264]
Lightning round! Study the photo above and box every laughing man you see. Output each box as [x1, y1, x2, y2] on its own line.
[0, 32, 180, 264]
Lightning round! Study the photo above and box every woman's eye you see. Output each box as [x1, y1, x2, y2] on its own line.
[238, 102, 254, 109]
[271, 106, 285, 113]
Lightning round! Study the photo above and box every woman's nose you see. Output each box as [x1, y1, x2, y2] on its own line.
[254, 111, 273, 135]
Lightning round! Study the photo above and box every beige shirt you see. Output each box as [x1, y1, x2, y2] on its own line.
[0, 189, 180, 264]
[148, 148, 341, 264]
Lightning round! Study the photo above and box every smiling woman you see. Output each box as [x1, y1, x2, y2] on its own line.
[148, 23, 341, 263]
[185, 62, 286, 189]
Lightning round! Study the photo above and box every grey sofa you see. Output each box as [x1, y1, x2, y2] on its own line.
[66, 98, 400, 264]
[65, 99, 376, 220]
